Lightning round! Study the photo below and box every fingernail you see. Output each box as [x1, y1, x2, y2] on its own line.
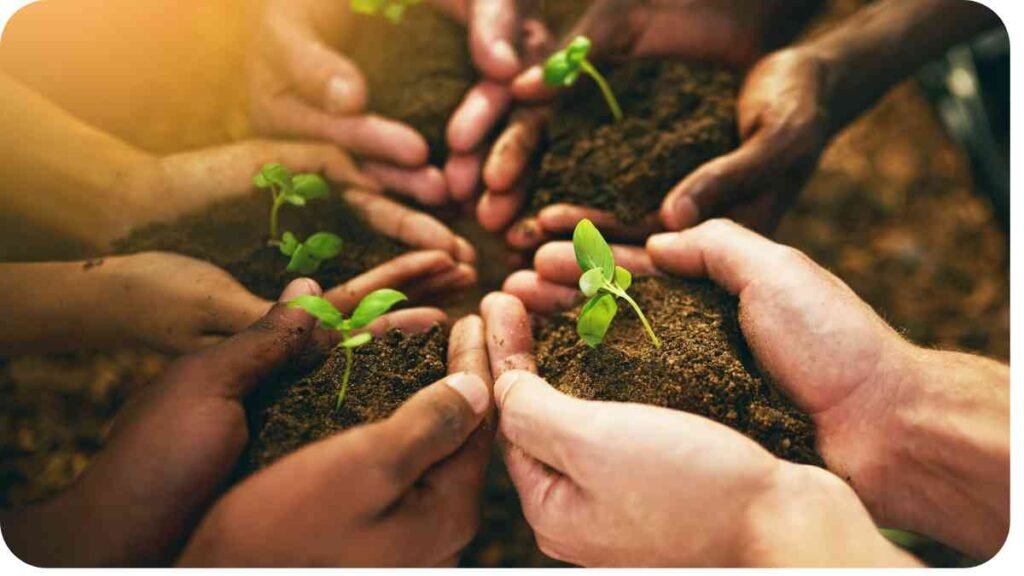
[279, 278, 321, 303]
[493, 370, 528, 409]
[446, 372, 490, 415]
[647, 232, 678, 254]
[326, 76, 355, 114]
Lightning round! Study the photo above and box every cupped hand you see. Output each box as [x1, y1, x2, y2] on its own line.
[246, 0, 446, 203]
[177, 315, 493, 567]
[99, 248, 462, 355]
[501, 220, 933, 539]
[477, 291, 914, 567]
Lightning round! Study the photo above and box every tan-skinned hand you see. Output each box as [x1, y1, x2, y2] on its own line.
[501, 219, 1009, 560]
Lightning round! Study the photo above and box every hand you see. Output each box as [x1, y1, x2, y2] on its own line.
[472, 0, 822, 247]
[478, 291, 916, 567]
[177, 315, 493, 566]
[95, 250, 456, 354]
[503, 219, 1009, 559]
[0, 279, 425, 565]
[247, 0, 452, 203]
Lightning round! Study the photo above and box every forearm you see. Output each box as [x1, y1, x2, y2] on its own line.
[876, 348, 1009, 560]
[805, 0, 1000, 132]
[0, 71, 156, 249]
[0, 259, 131, 355]
[741, 463, 922, 567]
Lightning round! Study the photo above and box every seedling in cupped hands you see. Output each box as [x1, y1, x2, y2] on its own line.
[543, 36, 623, 122]
[279, 231, 343, 275]
[289, 290, 408, 409]
[253, 163, 330, 243]
[573, 219, 660, 349]
[350, 0, 421, 23]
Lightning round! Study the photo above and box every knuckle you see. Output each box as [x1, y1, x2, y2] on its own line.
[700, 217, 742, 236]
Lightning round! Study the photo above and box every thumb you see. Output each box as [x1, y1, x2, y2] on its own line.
[187, 278, 322, 398]
[494, 370, 592, 477]
[660, 133, 774, 230]
[277, 21, 367, 115]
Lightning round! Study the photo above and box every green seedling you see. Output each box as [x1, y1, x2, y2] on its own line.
[350, 0, 422, 23]
[289, 289, 408, 409]
[253, 163, 329, 243]
[543, 35, 623, 122]
[279, 231, 343, 275]
[573, 219, 660, 348]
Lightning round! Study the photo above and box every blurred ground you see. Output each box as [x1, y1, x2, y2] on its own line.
[0, 0, 1009, 567]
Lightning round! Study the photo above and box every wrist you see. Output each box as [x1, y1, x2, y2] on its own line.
[739, 462, 921, 567]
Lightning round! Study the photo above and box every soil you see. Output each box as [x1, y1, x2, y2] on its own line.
[247, 325, 448, 470]
[534, 277, 822, 466]
[531, 62, 739, 223]
[342, 5, 477, 165]
[112, 191, 406, 300]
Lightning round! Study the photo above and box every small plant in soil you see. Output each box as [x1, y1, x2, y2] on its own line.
[573, 219, 660, 348]
[289, 290, 408, 409]
[279, 231, 343, 275]
[544, 35, 623, 122]
[350, 0, 421, 23]
[253, 163, 330, 243]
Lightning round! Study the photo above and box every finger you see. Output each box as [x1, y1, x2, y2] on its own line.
[262, 95, 429, 166]
[646, 219, 789, 295]
[242, 140, 380, 191]
[447, 82, 512, 153]
[344, 190, 474, 261]
[366, 308, 448, 337]
[493, 369, 591, 477]
[404, 263, 478, 301]
[360, 162, 449, 206]
[323, 250, 456, 311]
[483, 107, 547, 192]
[479, 292, 535, 377]
[186, 278, 321, 398]
[537, 204, 662, 241]
[468, 0, 520, 81]
[502, 270, 580, 314]
[446, 315, 491, 385]
[660, 133, 775, 230]
[505, 216, 551, 250]
[366, 370, 490, 497]
[533, 241, 657, 286]
[445, 153, 483, 203]
[509, 65, 559, 101]
[272, 17, 368, 114]
[477, 187, 527, 232]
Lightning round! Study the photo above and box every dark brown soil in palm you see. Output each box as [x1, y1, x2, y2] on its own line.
[247, 325, 447, 470]
[535, 277, 822, 466]
[532, 62, 739, 223]
[112, 191, 406, 300]
[343, 5, 477, 165]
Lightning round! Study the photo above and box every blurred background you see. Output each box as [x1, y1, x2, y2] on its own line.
[0, 0, 1009, 567]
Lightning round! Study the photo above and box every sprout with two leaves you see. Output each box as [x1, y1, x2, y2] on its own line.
[279, 231, 344, 275]
[573, 219, 660, 348]
[253, 163, 330, 244]
[289, 289, 408, 409]
[543, 36, 623, 122]
[350, 0, 422, 24]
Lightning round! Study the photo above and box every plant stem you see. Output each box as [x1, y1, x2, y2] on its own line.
[608, 285, 661, 348]
[336, 345, 353, 410]
[268, 190, 284, 243]
[580, 59, 623, 122]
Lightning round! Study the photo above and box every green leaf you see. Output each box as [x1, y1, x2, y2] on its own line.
[543, 51, 575, 86]
[281, 193, 307, 207]
[614, 266, 632, 291]
[579, 267, 606, 297]
[341, 332, 373, 349]
[565, 36, 592, 66]
[350, 0, 385, 15]
[577, 293, 617, 348]
[288, 295, 344, 329]
[292, 173, 329, 201]
[573, 218, 615, 279]
[253, 172, 271, 189]
[286, 245, 322, 275]
[349, 288, 407, 329]
[304, 232, 343, 260]
[279, 231, 299, 256]
[259, 163, 293, 192]
[384, 3, 406, 22]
